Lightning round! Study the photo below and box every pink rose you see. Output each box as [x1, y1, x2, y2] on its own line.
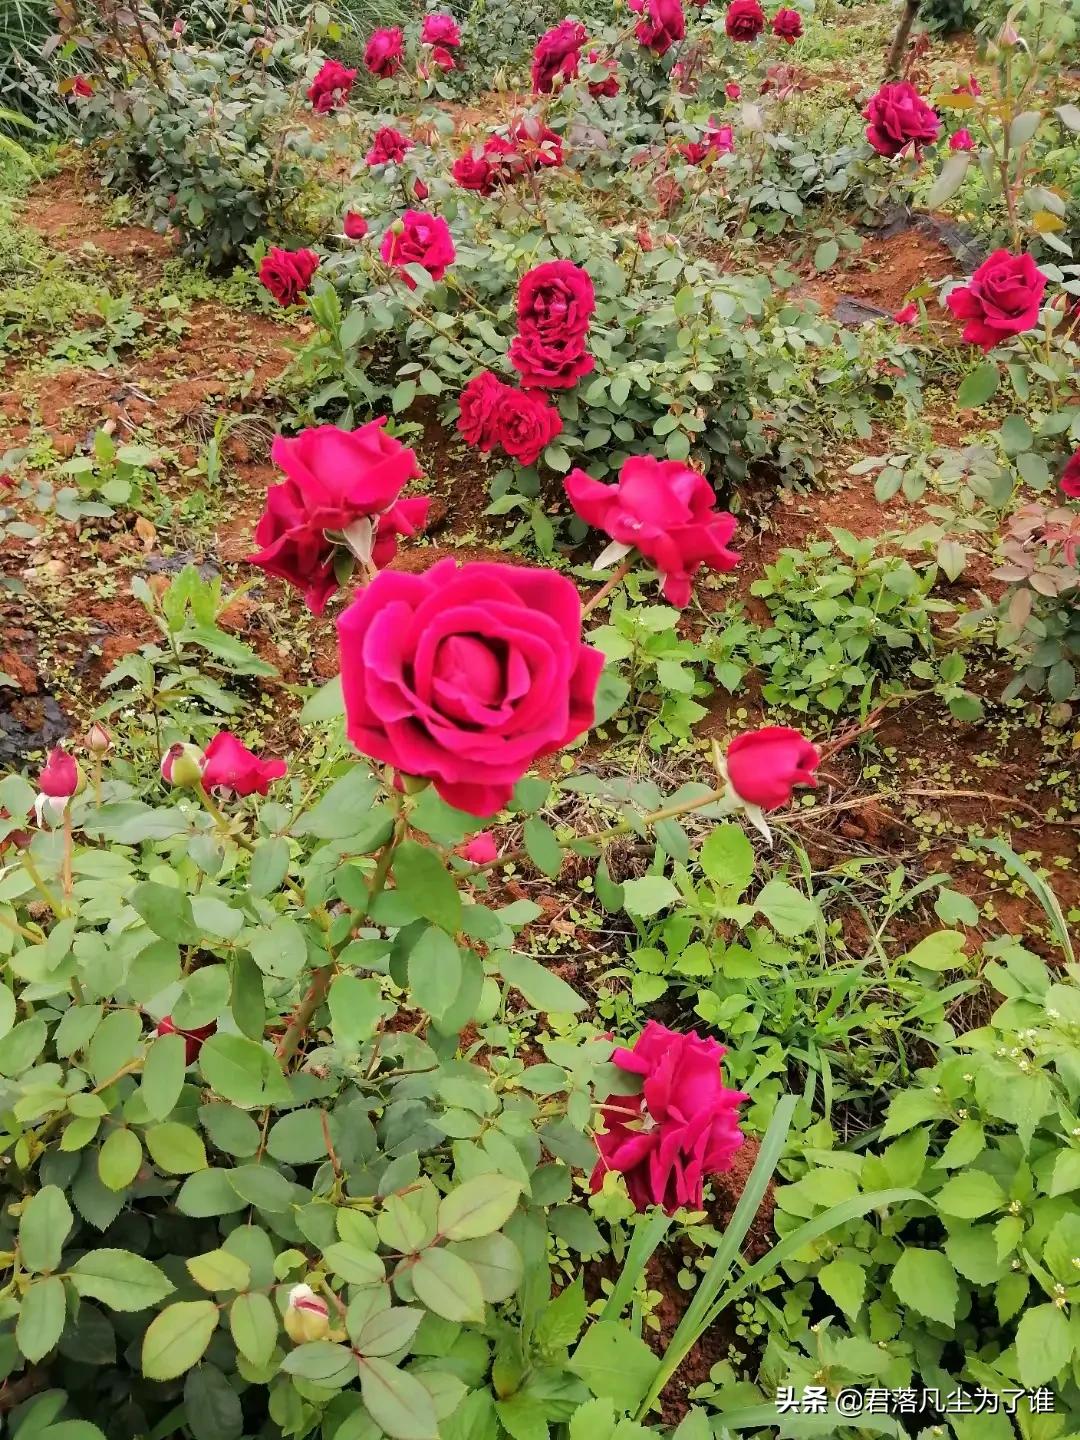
[344, 211, 369, 240]
[421, 12, 461, 46]
[531, 19, 586, 94]
[893, 302, 918, 325]
[863, 81, 940, 157]
[587, 51, 620, 97]
[681, 119, 735, 164]
[307, 57, 357, 113]
[772, 7, 802, 41]
[725, 81, 741, 99]
[591, 1022, 746, 1214]
[364, 27, 404, 77]
[458, 832, 498, 863]
[380, 211, 455, 288]
[39, 745, 80, 798]
[366, 126, 413, 167]
[949, 128, 974, 151]
[457, 373, 562, 468]
[946, 249, 1046, 351]
[338, 559, 604, 816]
[509, 260, 595, 391]
[201, 732, 287, 797]
[259, 247, 319, 307]
[247, 420, 426, 613]
[1060, 453, 1080, 499]
[156, 1016, 215, 1065]
[565, 456, 739, 607]
[726, 726, 820, 810]
[725, 0, 765, 39]
[636, 0, 686, 54]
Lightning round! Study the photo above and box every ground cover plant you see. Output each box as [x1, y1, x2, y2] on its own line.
[1, 0, 1080, 1437]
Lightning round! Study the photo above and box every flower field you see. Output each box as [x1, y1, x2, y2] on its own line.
[0, 0, 1079, 1437]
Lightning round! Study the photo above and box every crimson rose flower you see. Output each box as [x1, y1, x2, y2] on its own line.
[863, 80, 940, 157]
[421, 11, 461, 46]
[71, 74, 94, 98]
[726, 81, 742, 99]
[587, 51, 619, 97]
[509, 260, 595, 390]
[457, 373, 562, 467]
[431, 46, 455, 69]
[452, 136, 523, 194]
[201, 732, 287, 797]
[725, 0, 765, 39]
[248, 420, 426, 613]
[1060, 453, 1080, 499]
[946, 249, 1046, 351]
[531, 19, 586, 93]
[39, 745, 81, 798]
[726, 726, 820, 810]
[591, 1022, 747, 1214]
[380, 210, 455, 287]
[565, 456, 739, 607]
[366, 126, 413, 167]
[893, 302, 918, 325]
[259, 247, 319, 307]
[949, 128, 974, 151]
[636, 0, 686, 54]
[338, 559, 603, 815]
[681, 119, 735, 164]
[344, 211, 368, 240]
[772, 7, 802, 41]
[307, 57, 357, 113]
[156, 1016, 216, 1065]
[457, 372, 506, 449]
[364, 26, 404, 76]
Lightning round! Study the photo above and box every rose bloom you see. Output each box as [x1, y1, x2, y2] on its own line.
[681, 119, 735, 164]
[201, 732, 287, 797]
[259, 247, 319, 307]
[636, 0, 686, 55]
[772, 7, 803, 41]
[507, 116, 564, 169]
[946, 249, 1046, 351]
[726, 725, 820, 810]
[949, 127, 974, 151]
[565, 456, 739, 607]
[421, 11, 461, 46]
[591, 1022, 747, 1214]
[531, 19, 586, 94]
[587, 51, 620, 98]
[509, 260, 595, 390]
[381, 211, 455, 287]
[364, 26, 404, 77]
[725, 0, 766, 40]
[725, 81, 742, 99]
[893, 302, 918, 325]
[1060, 452, 1080, 500]
[863, 80, 940, 157]
[343, 211, 368, 241]
[431, 46, 455, 70]
[457, 373, 562, 467]
[458, 832, 498, 864]
[366, 126, 413, 167]
[338, 559, 603, 816]
[248, 420, 426, 613]
[307, 57, 357, 113]
[452, 136, 524, 195]
[156, 1016, 216, 1066]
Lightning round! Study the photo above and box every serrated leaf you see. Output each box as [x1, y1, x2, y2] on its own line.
[19, 1186, 73, 1273]
[889, 1248, 957, 1325]
[437, 1176, 522, 1240]
[186, 1249, 251, 1293]
[98, 1128, 142, 1191]
[141, 1300, 219, 1380]
[411, 1248, 485, 1323]
[360, 1356, 439, 1440]
[70, 1249, 174, 1311]
[17, 1277, 66, 1361]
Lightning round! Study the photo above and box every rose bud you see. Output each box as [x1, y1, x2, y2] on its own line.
[343, 210, 368, 240]
[725, 726, 820, 811]
[284, 1284, 331, 1343]
[160, 742, 206, 789]
[155, 1015, 216, 1065]
[458, 832, 498, 864]
[39, 745, 84, 799]
[86, 722, 113, 755]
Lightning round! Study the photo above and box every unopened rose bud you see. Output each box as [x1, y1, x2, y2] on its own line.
[38, 745, 85, 799]
[284, 1284, 330, 1343]
[161, 742, 205, 789]
[86, 722, 112, 755]
[999, 21, 1020, 45]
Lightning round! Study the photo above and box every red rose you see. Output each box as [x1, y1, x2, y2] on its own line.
[413, 178, 430, 201]
[590, 1022, 746, 1214]
[431, 46, 456, 70]
[70, 74, 94, 98]
[344, 211, 369, 240]
[507, 116, 563, 169]
[338, 559, 604, 816]
[725, 81, 741, 99]
[509, 260, 595, 391]
[457, 372, 507, 449]
[726, 725, 820, 810]
[565, 456, 739, 607]
[458, 831, 497, 863]
[863, 80, 940, 157]
[949, 128, 974, 151]
[201, 732, 287, 797]
[587, 51, 619, 97]
[636, 0, 686, 54]
[366, 126, 413, 167]
[1060, 453, 1080, 499]
[680, 119, 735, 164]
[364, 26, 404, 77]
[946, 249, 1046, 351]
[893, 302, 918, 325]
[39, 745, 81, 798]
[531, 19, 587, 94]
[772, 7, 802, 41]
[452, 136, 523, 194]
[421, 12, 461, 46]
[380, 210, 455, 287]
[247, 420, 425, 613]
[156, 1016, 216, 1066]
[725, 0, 766, 39]
[259, 247, 319, 307]
[457, 373, 563, 467]
[307, 57, 357, 113]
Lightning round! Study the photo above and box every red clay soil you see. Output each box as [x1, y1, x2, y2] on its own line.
[800, 224, 965, 325]
[24, 165, 174, 268]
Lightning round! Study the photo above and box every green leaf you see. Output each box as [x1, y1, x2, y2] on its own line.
[249, 836, 292, 896]
[438, 1176, 522, 1240]
[699, 824, 755, 897]
[621, 876, 678, 917]
[131, 881, 196, 942]
[903, 930, 967, 972]
[227, 1163, 294, 1213]
[19, 1185, 73, 1273]
[1016, 1303, 1071, 1386]
[498, 952, 586, 1014]
[267, 1109, 331, 1165]
[755, 879, 816, 937]
[0, 1017, 47, 1075]
[392, 842, 462, 933]
[814, 238, 839, 271]
[523, 818, 563, 878]
[935, 1170, 1004, 1219]
[98, 1128, 143, 1191]
[407, 927, 462, 1024]
[323, 1242, 385, 1286]
[957, 361, 999, 409]
[537, 1275, 587, 1348]
[198, 1033, 290, 1107]
[451, 1235, 523, 1304]
[145, 1122, 208, 1175]
[184, 1363, 243, 1440]
[353, 1306, 424, 1358]
[70, 1249, 174, 1311]
[329, 975, 388, 1047]
[281, 1342, 357, 1386]
[141, 1300, 219, 1380]
[229, 1291, 278, 1365]
[186, 1249, 251, 1293]
[411, 1248, 485, 1323]
[816, 1258, 865, 1321]
[359, 1356, 439, 1440]
[17, 1277, 66, 1362]
[926, 149, 971, 206]
[139, 1031, 187, 1121]
[889, 1248, 957, 1326]
[569, 1321, 657, 1411]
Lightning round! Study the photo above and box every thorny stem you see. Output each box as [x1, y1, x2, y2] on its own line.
[581, 557, 635, 617]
